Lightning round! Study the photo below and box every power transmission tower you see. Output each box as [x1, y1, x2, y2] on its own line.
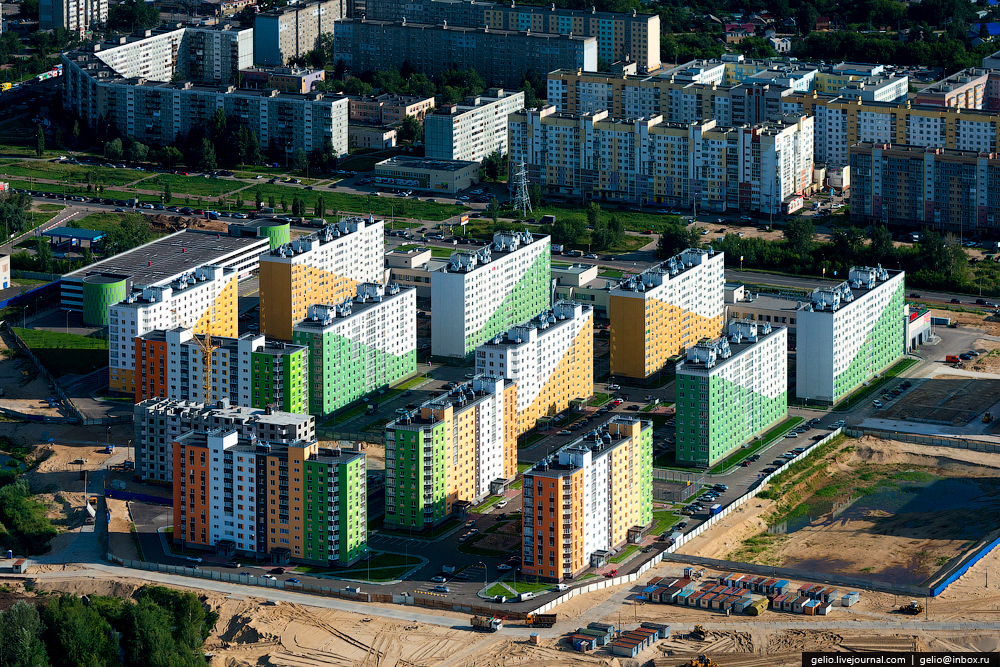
[511, 160, 532, 218]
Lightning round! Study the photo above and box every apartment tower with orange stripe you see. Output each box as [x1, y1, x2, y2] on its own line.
[521, 415, 652, 581]
[609, 248, 725, 381]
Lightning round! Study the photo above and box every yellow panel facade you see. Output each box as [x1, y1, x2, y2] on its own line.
[517, 318, 594, 436]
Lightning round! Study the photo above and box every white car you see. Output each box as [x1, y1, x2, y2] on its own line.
[497, 564, 513, 571]
[185, 556, 202, 563]
[261, 574, 277, 580]
[496, 500, 508, 508]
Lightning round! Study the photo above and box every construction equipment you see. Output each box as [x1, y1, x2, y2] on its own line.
[899, 600, 924, 615]
[690, 625, 711, 641]
[689, 656, 719, 667]
[470, 615, 503, 632]
[984, 413, 994, 424]
[525, 613, 557, 627]
[171, 308, 218, 402]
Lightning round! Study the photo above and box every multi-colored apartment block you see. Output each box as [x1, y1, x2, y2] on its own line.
[610, 248, 725, 381]
[521, 415, 652, 581]
[108, 264, 238, 394]
[259, 217, 384, 341]
[172, 430, 367, 565]
[292, 283, 417, 419]
[431, 231, 551, 359]
[675, 321, 788, 468]
[475, 301, 593, 436]
[383, 376, 516, 530]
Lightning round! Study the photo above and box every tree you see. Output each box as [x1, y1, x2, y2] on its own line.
[314, 195, 325, 219]
[35, 238, 53, 273]
[235, 194, 244, 209]
[783, 217, 816, 255]
[105, 138, 123, 162]
[0, 600, 49, 667]
[586, 202, 602, 231]
[42, 595, 119, 667]
[154, 146, 182, 170]
[17, 0, 39, 19]
[163, 182, 172, 203]
[102, 213, 151, 256]
[268, 195, 277, 210]
[255, 190, 263, 209]
[490, 196, 499, 225]
[482, 150, 505, 182]
[829, 226, 866, 267]
[125, 138, 148, 164]
[107, 0, 160, 31]
[196, 138, 217, 171]
[292, 149, 308, 172]
[869, 225, 894, 261]
[398, 115, 423, 143]
[35, 125, 44, 158]
[529, 183, 542, 208]
[552, 218, 587, 245]
[659, 222, 701, 257]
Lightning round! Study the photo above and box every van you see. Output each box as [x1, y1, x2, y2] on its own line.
[540, 215, 556, 224]
[551, 244, 564, 255]
[946, 355, 960, 363]
[519, 591, 537, 602]
[554, 583, 569, 591]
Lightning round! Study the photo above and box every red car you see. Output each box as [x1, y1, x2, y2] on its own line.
[194, 209, 205, 215]
[643, 229, 654, 234]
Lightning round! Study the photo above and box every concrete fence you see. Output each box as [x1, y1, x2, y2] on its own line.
[2, 320, 84, 423]
[845, 427, 1000, 454]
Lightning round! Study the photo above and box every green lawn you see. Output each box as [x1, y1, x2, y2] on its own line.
[395, 243, 423, 252]
[610, 544, 639, 564]
[470, 495, 503, 514]
[12, 328, 108, 376]
[2, 160, 147, 186]
[240, 185, 466, 221]
[35, 204, 65, 211]
[519, 432, 547, 449]
[486, 583, 513, 597]
[517, 462, 532, 473]
[832, 358, 919, 411]
[706, 416, 805, 474]
[599, 269, 624, 278]
[501, 576, 552, 594]
[650, 509, 680, 535]
[430, 248, 454, 258]
[588, 392, 611, 407]
[153, 174, 237, 198]
[28, 209, 63, 232]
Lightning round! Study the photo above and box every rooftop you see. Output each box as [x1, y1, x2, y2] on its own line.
[524, 415, 648, 478]
[385, 376, 510, 428]
[437, 231, 548, 274]
[478, 301, 590, 348]
[611, 247, 721, 295]
[803, 265, 903, 313]
[138, 328, 306, 357]
[42, 227, 107, 242]
[340, 18, 597, 42]
[677, 321, 785, 374]
[293, 283, 412, 331]
[376, 156, 479, 172]
[918, 68, 990, 93]
[138, 397, 312, 425]
[263, 216, 381, 261]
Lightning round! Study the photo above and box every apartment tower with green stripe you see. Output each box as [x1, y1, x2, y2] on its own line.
[675, 321, 788, 469]
[292, 283, 416, 419]
[430, 231, 551, 358]
[796, 266, 905, 404]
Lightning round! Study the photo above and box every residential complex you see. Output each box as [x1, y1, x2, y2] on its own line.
[172, 430, 367, 565]
[383, 376, 517, 530]
[134, 328, 310, 414]
[258, 217, 385, 341]
[424, 89, 526, 163]
[609, 248, 725, 381]
[430, 231, 551, 359]
[134, 398, 315, 483]
[674, 321, 788, 469]
[475, 301, 593, 436]
[254, 0, 348, 66]
[239, 66, 326, 93]
[796, 266, 905, 404]
[348, 93, 436, 125]
[41, 0, 106, 34]
[292, 283, 417, 419]
[106, 264, 240, 395]
[507, 108, 815, 210]
[521, 415, 652, 581]
[333, 19, 596, 88]
[364, 0, 660, 71]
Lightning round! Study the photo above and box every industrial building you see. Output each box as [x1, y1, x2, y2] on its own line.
[172, 431, 367, 565]
[258, 217, 385, 341]
[374, 156, 480, 193]
[383, 376, 517, 530]
[795, 266, 905, 404]
[674, 321, 788, 468]
[430, 231, 551, 359]
[254, 0, 348, 66]
[424, 89, 525, 163]
[475, 301, 594, 436]
[609, 248, 725, 381]
[134, 398, 315, 483]
[292, 283, 417, 419]
[521, 415, 652, 581]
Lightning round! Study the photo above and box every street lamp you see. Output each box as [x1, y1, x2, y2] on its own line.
[478, 560, 488, 590]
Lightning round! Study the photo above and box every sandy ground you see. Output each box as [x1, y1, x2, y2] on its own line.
[106, 497, 140, 562]
[930, 308, 1000, 337]
[0, 333, 76, 419]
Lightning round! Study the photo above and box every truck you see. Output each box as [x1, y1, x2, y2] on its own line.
[550, 244, 564, 255]
[540, 215, 556, 224]
[525, 613, 557, 627]
[471, 615, 503, 632]
[441, 565, 456, 574]
[0, 83, 11, 92]
[946, 355, 960, 364]
[709, 504, 723, 516]
[105, 444, 115, 454]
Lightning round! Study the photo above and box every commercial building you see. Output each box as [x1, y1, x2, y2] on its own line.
[258, 216, 385, 341]
[364, 0, 660, 72]
[348, 93, 436, 125]
[724, 283, 803, 341]
[254, 0, 347, 66]
[674, 321, 788, 468]
[333, 19, 596, 88]
[172, 430, 367, 565]
[134, 398, 315, 483]
[521, 415, 652, 581]
[475, 301, 594, 436]
[384, 247, 446, 299]
[349, 125, 397, 150]
[795, 266, 905, 404]
[424, 89, 525, 163]
[849, 143, 1000, 232]
[227, 218, 291, 250]
[134, 328, 310, 414]
[40, 0, 106, 34]
[374, 157, 479, 193]
[106, 264, 240, 395]
[383, 376, 517, 530]
[552, 263, 614, 316]
[609, 248, 725, 381]
[239, 66, 326, 93]
[292, 283, 416, 419]
[430, 231, 551, 359]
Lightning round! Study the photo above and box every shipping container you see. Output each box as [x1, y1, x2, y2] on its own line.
[792, 596, 809, 613]
[746, 597, 769, 616]
[803, 600, 821, 615]
[641, 622, 670, 639]
[773, 580, 791, 595]
[699, 593, 717, 608]
[842, 592, 861, 607]
[818, 602, 834, 615]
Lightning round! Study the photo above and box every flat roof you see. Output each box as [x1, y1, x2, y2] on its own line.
[376, 156, 479, 172]
[293, 284, 414, 332]
[524, 415, 648, 478]
[43, 227, 106, 241]
[676, 324, 785, 374]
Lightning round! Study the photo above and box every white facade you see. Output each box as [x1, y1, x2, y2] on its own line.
[40, 0, 107, 34]
[206, 430, 251, 551]
[753, 115, 815, 213]
[424, 89, 526, 162]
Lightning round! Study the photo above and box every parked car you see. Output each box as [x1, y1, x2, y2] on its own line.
[872, 400, 883, 408]
[430, 575, 447, 583]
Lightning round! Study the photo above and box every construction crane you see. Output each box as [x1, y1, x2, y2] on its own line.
[171, 308, 218, 403]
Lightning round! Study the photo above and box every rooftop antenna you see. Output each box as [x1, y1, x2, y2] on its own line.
[511, 160, 532, 218]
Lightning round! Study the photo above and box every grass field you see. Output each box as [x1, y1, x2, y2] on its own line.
[2, 160, 148, 186]
[240, 185, 465, 221]
[152, 174, 237, 198]
[610, 544, 639, 564]
[12, 328, 108, 376]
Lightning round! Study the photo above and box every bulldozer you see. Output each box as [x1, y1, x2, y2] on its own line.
[899, 600, 924, 615]
[689, 656, 719, 667]
[690, 625, 711, 641]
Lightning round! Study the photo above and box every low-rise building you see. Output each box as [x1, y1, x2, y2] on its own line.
[0, 253, 9, 290]
[384, 247, 445, 299]
[374, 157, 480, 193]
[239, 66, 326, 93]
[348, 93, 436, 125]
[424, 89, 526, 163]
[349, 125, 397, 150]
[552, 263, 613, 315]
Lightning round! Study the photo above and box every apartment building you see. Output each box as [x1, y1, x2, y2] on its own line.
[239, 66, 326, 93]
[348, 93, 436, 125]
[363, 0, 660, 72]
[674, 321, 788, 469]
[424, 89, 526, 163]
[431, 231, 551, 359]
[609, 248, 725, 381]
[41, 0, 107, 34]
[475, 301, 593, 436]
[134, 329, 310, 414]
[848, 143, 1000, 232]
[521, 415, 652, 581]
[292, 283, 417, 419]
[258, 217, 385, 341]
[383, 376, 517, 530]
[508, 108, 814, 211]
[333, 19, 596, 88]
[796, 266, 905, 404]
[134, 398, 315, 483]
[106, 264, 239, 395]
[254, 0, 347, 66]
[172, 431, 367, 565]
[914, 68, 990, 108]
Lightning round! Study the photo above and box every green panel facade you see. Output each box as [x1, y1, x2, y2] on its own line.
[302, 459, 329, 564]
[251, 348, 308, 413]
[82, 276, 128, 326]
[639, 425, 653, 526]
[335, 456, 366, 565]
[386, 423, 449, 530]
[261, 222, 291, 250]
[833, 284, 904, 401]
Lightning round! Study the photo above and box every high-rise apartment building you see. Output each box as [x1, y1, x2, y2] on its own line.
[134, 398, 315, 483]
[258, 217, 385, 341]
[254, 0, 348, 66]
[107, 264, 239, 395]
[475, 301, 593, 436]
[431, 231, 551, 359]
[292, 283, 417, 419]
[424, 89, 526, 163]
[172, 431, 367, 565]
[610, 248, 725, 381]
[383, 376, 516, 530]
[41, 0, 107, 34]
[796, 266, 905, 404]
[521, 415, 652, 581]
[674, 321, 788, 469]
